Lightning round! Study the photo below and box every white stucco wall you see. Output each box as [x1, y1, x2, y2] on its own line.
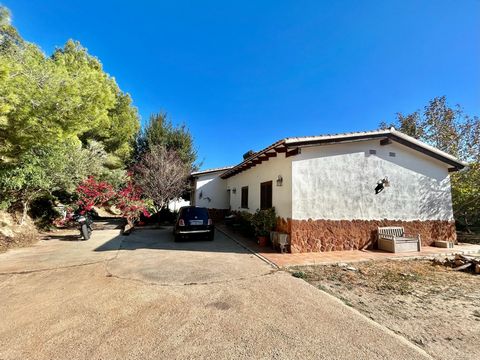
[168, 198, 190, 212]
[194, 172, 229, 209]
[292, 140, 454, 221]
[226, 155, 292, 219]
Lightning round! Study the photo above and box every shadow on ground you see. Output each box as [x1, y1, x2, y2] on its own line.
[42, 234, 82, 242]
[103, 227, 274, 285]
[94, 227, 249, 254]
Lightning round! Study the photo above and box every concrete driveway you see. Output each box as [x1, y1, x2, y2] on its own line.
[0, 227, 430, 360]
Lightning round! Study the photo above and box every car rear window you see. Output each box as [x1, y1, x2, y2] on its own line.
[181, 207, 209, 221]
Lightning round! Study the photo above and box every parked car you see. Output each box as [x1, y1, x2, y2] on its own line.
[173, 206, 214, 241]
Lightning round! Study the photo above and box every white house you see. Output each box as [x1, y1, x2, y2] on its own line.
[191, 128, 466, 253]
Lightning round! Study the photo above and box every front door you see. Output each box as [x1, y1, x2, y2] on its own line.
[260, 181, 273, 210]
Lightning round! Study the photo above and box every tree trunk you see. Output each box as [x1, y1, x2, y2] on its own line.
[464, 213, 472, 234]
[20, 200, 28, 226]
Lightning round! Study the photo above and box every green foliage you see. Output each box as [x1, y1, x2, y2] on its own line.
[0, 141, 100, 207]
[236, 211, 255, 236]
[0, 37, 139, 163]
[451, 163, 480, 230]
[251, 207, 277, 237]
[0, 5, 140, 222]
[0, 7, 23, 52]
[0, 146, 56, 223]
[29, 195, 60, 229]
[291, 271, 307, 279]
[381, 96, 480, 229]
[0, 6, 10, 26]
[136, 112, 197, 167]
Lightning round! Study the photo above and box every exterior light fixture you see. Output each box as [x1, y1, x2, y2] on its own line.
[276, 175, 283, 187]
[232, 187, 236, 194]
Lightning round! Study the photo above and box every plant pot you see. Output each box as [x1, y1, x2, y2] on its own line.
[257, 236, 267, 247]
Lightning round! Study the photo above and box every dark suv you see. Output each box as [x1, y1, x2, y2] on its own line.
[173, 206, 214, 241]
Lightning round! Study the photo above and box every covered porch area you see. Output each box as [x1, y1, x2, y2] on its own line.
[216, 224, 480, 268]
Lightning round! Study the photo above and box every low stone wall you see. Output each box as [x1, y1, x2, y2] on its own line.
[284, 218, 456, 253]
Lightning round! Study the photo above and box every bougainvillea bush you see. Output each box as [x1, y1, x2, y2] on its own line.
[74, 175, 150, 226]
[76, 176, 116, 212]
[115, 177, 150, 226]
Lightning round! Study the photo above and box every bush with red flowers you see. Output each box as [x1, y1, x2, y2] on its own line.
[76, 176, 116, 213]
[75, 175, 150, 227]
[115, 177, 150, 226]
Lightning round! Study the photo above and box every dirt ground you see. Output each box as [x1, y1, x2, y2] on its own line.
[0, 228, 430, 360]
[290, 259, 480, 360]
[0, 211, 38, 253]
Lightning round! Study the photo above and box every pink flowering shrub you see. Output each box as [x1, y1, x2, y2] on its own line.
[76, 176, 116, 212]
[115, 177, 150, 226]
[75, 175, 150, 226]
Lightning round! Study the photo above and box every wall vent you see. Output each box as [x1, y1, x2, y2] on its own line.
[369, 149, 377, 155]
[389, 152, 396, 157]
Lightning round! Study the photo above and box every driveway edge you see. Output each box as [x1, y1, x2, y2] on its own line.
[291, 275, 434, 359]
[216, 227, 279, 269]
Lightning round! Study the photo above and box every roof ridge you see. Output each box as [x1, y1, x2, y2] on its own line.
[191, 165, 234, 176]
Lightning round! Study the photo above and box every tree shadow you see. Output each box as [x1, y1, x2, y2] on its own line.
[42, 233, 82, 242]
[94, 228, 249, 254]
[93, 218, 125, 230]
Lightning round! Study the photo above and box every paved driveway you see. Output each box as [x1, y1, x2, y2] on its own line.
[0, 227, 430, 359]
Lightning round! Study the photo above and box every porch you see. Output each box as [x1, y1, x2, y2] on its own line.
[216, 224, 480, 268]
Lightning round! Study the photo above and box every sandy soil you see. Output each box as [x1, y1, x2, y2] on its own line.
[291, 259, 480, 360]
[0, 211, 38, 253]
[0, 229, 430, 360]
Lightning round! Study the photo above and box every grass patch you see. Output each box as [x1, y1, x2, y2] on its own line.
[290, 270, 307, 279]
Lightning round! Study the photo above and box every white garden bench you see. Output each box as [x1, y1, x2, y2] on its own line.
[377, 227, 421, 253]
[270, 231, 289, 253]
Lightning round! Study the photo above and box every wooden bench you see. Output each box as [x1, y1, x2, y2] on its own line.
[377, 227, 421, 253]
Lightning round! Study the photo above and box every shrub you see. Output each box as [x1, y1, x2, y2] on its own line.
[75, 175, 150, 227]
[251, 208, 276, 237]
[115, 177, 150, 226]
[28, 195, 58, 229]
[291, 271, 307, 279]
[237, 211, 255, 236]
[76, 176, 116, 212]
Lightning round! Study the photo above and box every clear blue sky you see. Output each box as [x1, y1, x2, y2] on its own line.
[4, 0, 480, 169]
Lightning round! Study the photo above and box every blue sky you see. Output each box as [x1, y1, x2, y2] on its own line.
[4, 0, 479, 169]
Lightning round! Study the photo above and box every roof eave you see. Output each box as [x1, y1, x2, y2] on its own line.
[219, 128, 467, 179]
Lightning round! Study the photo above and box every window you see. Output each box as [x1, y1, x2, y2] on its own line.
[241, 186, 249, 208]
[180, 207, 209, 221]
[260, 181, 273, 210]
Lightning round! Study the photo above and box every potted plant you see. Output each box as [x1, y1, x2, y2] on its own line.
[251, 208, 276, 246]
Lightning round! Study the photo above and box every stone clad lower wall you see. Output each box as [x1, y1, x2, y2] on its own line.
[276, 217, 291, 234]
[286, 219, 456, 253]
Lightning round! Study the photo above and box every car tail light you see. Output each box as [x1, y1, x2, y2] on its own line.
[178, 219, 185, 226]
[207, 219, 213, 225]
